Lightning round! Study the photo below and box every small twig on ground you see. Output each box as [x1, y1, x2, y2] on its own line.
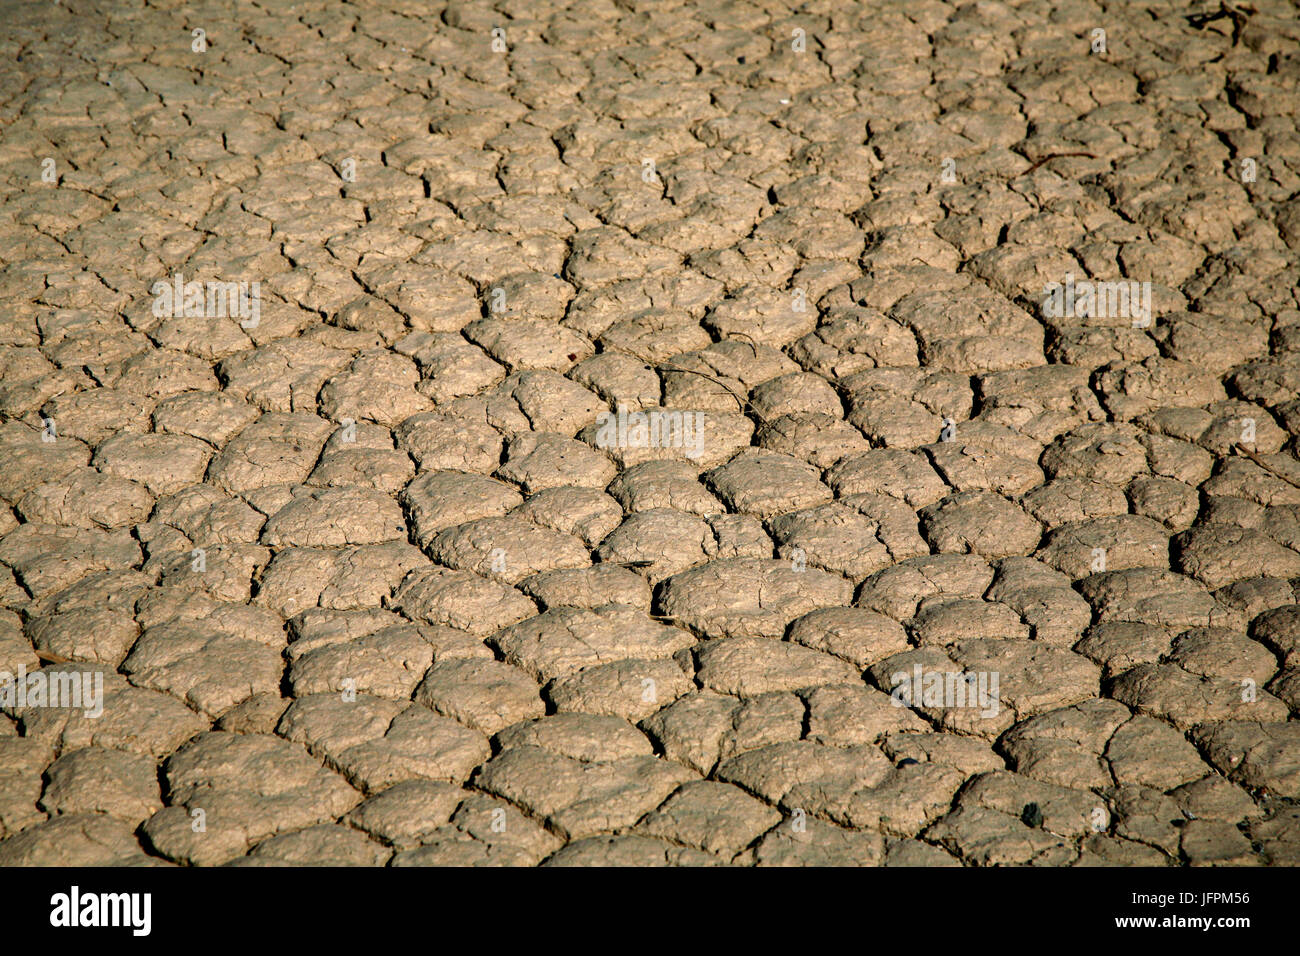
[1234, 444, 1300, 490]
[657, 363, 748, 412]
[728, 331, 763, 359]
[1019, 151, 1099, 175]
[1187, 3, 1256, 45]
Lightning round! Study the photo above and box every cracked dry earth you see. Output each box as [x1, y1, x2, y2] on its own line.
[2, 0, 1300, 870]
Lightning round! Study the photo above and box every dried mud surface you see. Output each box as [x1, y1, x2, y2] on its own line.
[1, 0, 1299, 866]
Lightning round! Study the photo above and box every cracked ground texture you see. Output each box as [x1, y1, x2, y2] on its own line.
[1, 0, 1299, 868]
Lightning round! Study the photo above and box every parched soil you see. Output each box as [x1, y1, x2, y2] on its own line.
[1, 0, 1299, 866]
